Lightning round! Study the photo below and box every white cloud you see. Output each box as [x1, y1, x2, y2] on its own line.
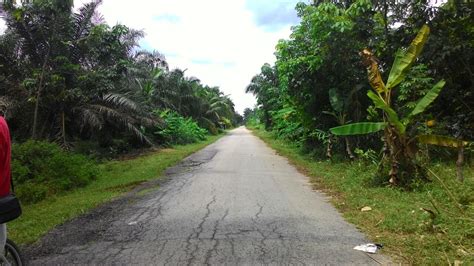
[75, 0, 297, 114]
[0, 21, 5, 33]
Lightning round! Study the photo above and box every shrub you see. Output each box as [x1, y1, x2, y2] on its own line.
[15, 182, 48, 204]
[207, 124, 219, 135]
[155, 110, 208, 145]
[198, 119, 219, 135]
[11, 140, 99, 204]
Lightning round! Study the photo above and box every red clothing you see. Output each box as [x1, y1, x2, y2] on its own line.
[0, 116, 11, 197]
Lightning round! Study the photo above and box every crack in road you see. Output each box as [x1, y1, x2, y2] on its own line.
[186, 195, 217, 265]
[255, 203, 263, 220]
[204, 209, 229, 265]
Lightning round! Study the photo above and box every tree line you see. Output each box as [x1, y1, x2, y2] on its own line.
[245, 0, 473, 187]
[0, 0, 241, 151]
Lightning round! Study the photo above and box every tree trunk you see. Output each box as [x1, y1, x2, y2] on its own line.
[326, 137, 333, 159]
[32, 85, 43, 139]
[38, 111, 53, 139]
[32, 50, 50, 139]
[344, 137, 355, 160]
[456, 145, 464, 182]
[384, 126, 426, 186]
[61, 111, 67, 144]
[385, 127, 399, 185]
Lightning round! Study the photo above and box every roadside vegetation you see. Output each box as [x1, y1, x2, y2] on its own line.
[251, 127, 473, 264]
[245, 0, 473, 264]
[0, 0, 241, 244]
[9, 134, 223, 245]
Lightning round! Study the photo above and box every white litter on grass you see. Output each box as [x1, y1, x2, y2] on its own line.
[353, 243, 379, 254]
[128, 221, 138, 225]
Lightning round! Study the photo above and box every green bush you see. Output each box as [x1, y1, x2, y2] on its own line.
[11, 140, 99, 204]
[198, 119, 219, 135]
[15, 182, 49, 204]
[155, 110, 208, 145]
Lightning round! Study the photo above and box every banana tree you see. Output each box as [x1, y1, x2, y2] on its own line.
[323, 87, 359, 159]
[329, 25, 455, 185]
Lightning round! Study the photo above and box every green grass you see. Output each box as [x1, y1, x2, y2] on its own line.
[250, 127, 473, 265]
[9, 134, 223, 245]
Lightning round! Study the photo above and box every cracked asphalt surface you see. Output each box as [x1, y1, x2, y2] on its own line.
[26, 127, 388, 265]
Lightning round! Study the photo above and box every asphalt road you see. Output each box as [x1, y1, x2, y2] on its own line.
[27, 127, 388, 265]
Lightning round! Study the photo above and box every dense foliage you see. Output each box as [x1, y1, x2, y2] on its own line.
[245, 0, 473, 186]
[12, 140, 98, 203]
[156, 110, 208, 145]
[0, 0, 239, 149]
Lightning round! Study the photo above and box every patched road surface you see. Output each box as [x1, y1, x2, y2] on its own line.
[26, 127, 388, 265]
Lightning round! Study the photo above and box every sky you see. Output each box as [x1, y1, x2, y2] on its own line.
[72, 0, 303, 114]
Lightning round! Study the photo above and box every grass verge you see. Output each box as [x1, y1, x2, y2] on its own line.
[250, 127, 473, 265]
[9, 134, 224, 245]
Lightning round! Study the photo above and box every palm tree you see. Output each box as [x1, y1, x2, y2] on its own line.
[0, 0, 155, 145]
[72, 93, 155, 145]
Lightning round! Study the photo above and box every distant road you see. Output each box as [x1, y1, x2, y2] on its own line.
[28, 127, 388, 265]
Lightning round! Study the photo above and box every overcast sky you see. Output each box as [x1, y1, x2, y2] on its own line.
[72, 0, 303, 114]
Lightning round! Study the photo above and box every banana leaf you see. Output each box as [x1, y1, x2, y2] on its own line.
[417, 134, 469, 148]
[328, 88, 344, 113]
[386, 25, 430, 90]
[367, 57, 386, 94]
[409, 80, 445, 118]
[367, 91, 406, 134]
[330, 122, 387, 136]
[361, 49, 386, 94]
